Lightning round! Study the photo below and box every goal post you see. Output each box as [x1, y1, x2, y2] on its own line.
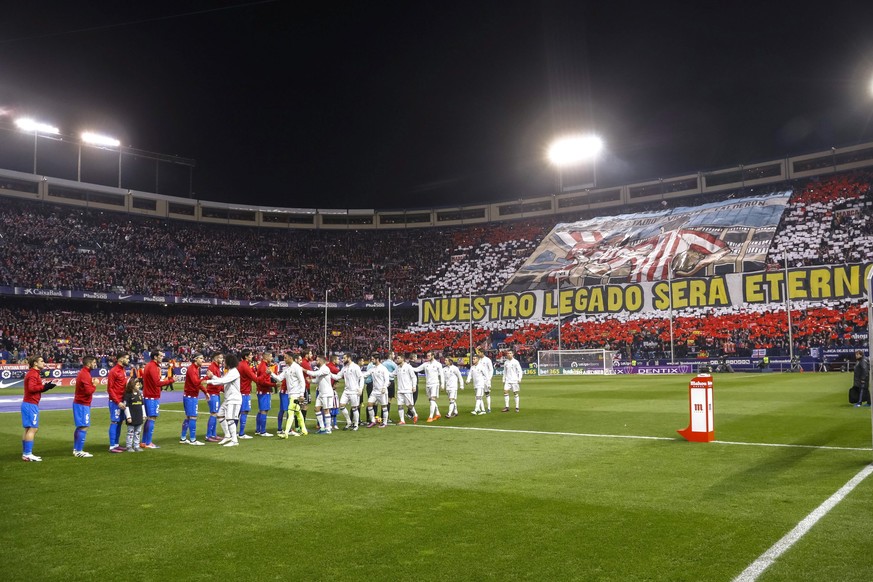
[537, 349, 617, 376]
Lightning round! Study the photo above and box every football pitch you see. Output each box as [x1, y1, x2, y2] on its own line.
[1, 373, 871, 581]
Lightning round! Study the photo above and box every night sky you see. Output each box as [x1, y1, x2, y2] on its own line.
[2, 1, 873, 210]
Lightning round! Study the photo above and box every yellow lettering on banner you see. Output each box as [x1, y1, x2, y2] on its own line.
[519, 293, 536, 318]
[787, 270, 808, 299]
[809, 268, 831, 299]
[487, 296, 503, 319]
[626, 285, 644, 312]
[710, 278, 729, 305]
[559, 289, 574, 315]
[441, 298, 459, 322]
[471, 296, 487, 320]
[652, 282, 668, 310]
[543, 292, 557, 316]
[673, 281, 688, 308]
[745, 274, 765, 303]
[607, 287, 623, 312]
[503, 294, 519, 318]
[574, 288, 588, 312]
[835, 264, 860, 297]
[421, 299, 439, 324]
[588, 288, 604, 312]
[688, 280, 706, 306]
[764, 272, 783, 301]
[457, 298, 470, 321]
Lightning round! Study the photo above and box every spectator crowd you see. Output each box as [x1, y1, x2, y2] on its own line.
[1, 170, 871, 365]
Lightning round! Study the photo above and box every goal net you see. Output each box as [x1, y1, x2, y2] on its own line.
[537, 349, 617, 376]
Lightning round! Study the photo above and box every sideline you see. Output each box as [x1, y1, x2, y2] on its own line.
[732, 463, 873, 581]
[408, 423, 872, 452]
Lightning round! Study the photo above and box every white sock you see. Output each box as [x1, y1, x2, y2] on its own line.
[220, 418, 229, 436]
[433, 402, 440, 416]
[429, 401, 436, 417]
[316, 411, 324, 429]
[228, 420, 238, 441]
[352, 409, 359, 425]
[505, 393, 510, 407]
[486, 394, 491, 410]
[411, 407, 417, 418]
[342, 408, 351, 425]
[367, 406, 374, 422]
[515, 394, 519, 409]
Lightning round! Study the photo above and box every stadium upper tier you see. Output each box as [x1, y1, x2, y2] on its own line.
[1, 167, 872, 303]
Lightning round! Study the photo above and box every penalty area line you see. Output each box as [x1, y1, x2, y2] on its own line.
[733, 463, 873, 582]
[409, 424, 872, 452]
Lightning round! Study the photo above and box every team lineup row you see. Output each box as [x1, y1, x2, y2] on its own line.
[18, 348, 525, 461]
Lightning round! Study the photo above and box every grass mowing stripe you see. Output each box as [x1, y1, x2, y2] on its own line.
[408, 423, 873, 452]
[733, 463, 873, 582]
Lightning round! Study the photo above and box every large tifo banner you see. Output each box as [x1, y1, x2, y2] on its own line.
[419, 262, 873, 324]
[504, 192, 791, 291]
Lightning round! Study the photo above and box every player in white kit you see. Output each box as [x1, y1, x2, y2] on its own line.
[362, 353, 390, 428]
[477, 348, 494, 413]
[466, 354, 488, 415]
[411, 351, 445, 422]
[501, 349, 523, 412]
[206, 353, 242, 447]
[443, 357, 464, 417]
[391, 353, 419, 425]
[304, 355, 335, 434]
[334, 353, 364, 431]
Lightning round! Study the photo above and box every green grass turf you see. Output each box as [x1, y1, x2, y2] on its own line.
[1, 372, 871, 581]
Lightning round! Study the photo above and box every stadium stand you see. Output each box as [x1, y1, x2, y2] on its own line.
[0, 301, 413, 365]
[1, 170, 871, 364]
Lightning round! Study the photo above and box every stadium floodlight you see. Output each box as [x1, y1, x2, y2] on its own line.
[547, 134, 603, 167]
[16, 117, 60, 174]
[81, 132, 121, 147]
[15, 117, 60, 134]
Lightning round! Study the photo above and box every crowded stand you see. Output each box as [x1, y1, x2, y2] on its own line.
[0, 197, 449, 302]
[1, 170, 871, 367]
[0, 302, 413, 366]
[769, 171, 873, 267]
[393, 305, 868, 362]
[418, 219, 552, 297]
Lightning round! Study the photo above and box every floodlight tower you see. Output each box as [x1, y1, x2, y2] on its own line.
[80, 132, 122, 185]
[15, 117, 60, 174]
[547, 134, 603, 191]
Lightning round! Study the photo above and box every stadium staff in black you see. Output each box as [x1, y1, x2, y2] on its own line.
[852, 350, 870, 407]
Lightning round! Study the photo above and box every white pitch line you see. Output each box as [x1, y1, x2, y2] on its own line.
[733, 463, 873, 582]
[408, 424, 872, 452]
[22, 408, 873, 452]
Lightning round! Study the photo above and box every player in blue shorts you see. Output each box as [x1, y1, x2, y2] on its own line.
[255, 352, 277, 436]
[72, 355, 98, 458]
[205, 353, 224, 442]
[180, 354, 208, 445]
[22, 355, 57, 462]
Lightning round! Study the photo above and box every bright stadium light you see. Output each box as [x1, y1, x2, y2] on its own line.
[81, 132, 121, 147]
[547, 134, 603, 167]
[15, 117, 60, 134]
[16, 117, 60, 174]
